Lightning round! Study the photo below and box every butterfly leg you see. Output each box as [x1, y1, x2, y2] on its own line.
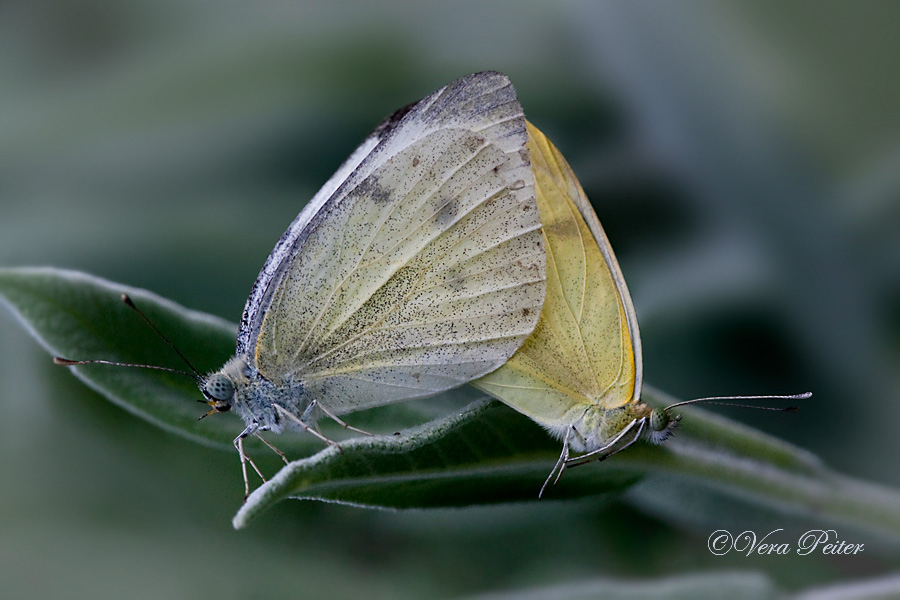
[596, 418, 647, 463]
[539, 428, 573, 499]
[310, 400, 374, 437]
[566, 418, 647, 468]
[298, 401, 329, 437]
[254, 431, 289, 465]
[234, 425, 267, 500]
[274, 404, 343, 452]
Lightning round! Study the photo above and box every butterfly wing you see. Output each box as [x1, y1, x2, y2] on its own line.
[240, 72, 545, 414]
[473, 121, 641, 429]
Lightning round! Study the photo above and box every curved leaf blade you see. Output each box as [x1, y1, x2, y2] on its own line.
[233, 399, 641, 526]
[0, 267, 257, 450]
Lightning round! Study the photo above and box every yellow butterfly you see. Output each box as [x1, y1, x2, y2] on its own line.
[474, 122, 808, 495]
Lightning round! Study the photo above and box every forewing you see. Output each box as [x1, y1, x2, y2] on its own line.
[245, 73, 545, 413]
[473, 122, 640, 428]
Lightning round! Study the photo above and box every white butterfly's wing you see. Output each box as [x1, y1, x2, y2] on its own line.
[240, 72, 545, 414]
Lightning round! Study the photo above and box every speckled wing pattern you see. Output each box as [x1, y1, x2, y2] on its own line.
[472, 122, 641, 428]
[239, 72, 546, 414]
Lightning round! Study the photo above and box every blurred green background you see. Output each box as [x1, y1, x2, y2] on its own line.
[1, 1, 898, 598]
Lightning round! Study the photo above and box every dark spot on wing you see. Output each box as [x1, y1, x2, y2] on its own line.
[463, 135, 485, 154]
[353, 176, 392, 204]
[434, 196, 460, 227]
[443, 266, 468, 292]
[372, 101, 418, 139]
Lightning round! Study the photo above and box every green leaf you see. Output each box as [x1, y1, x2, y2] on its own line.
[234, 398, 640, 519]
[4, 266, 900, 543]
[0, 266, 243, 450]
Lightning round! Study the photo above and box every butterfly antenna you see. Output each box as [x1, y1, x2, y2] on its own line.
[118, 294, 203, 379]
[664, 392, 812, 412]
[53, 356, 195, 379]
[687, 401, 800, 412]
[53, 293, 203, 383]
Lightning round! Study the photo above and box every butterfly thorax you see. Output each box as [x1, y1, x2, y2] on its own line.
[210, 356, 307, 434]
[565, 400, 652, 453]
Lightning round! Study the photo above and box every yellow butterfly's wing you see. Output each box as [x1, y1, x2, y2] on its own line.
[247, 73, 546, 414]
[473, 121, 642, 430]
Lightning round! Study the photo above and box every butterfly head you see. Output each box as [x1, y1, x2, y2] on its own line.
[647, 407, 681, 444]
[201, 372, 234, 414]
[198, 356, 251, 420]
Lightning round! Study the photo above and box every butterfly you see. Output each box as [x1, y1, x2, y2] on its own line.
[473, 122, 809, 496]
[56, 72, 547, 497]
[196, 72, 547, 494]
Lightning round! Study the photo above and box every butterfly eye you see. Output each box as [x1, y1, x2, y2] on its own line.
[204, 373, 234, 402]
[649, 408, 670, 432]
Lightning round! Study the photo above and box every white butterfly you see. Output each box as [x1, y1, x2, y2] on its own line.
[198, 72, 546, 493]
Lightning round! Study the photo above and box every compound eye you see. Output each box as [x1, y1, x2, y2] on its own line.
[204, 373, 234, 402]
[650, 408, 670, 432]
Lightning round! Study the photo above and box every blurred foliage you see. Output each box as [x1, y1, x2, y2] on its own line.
[1, 1, 898, 598]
